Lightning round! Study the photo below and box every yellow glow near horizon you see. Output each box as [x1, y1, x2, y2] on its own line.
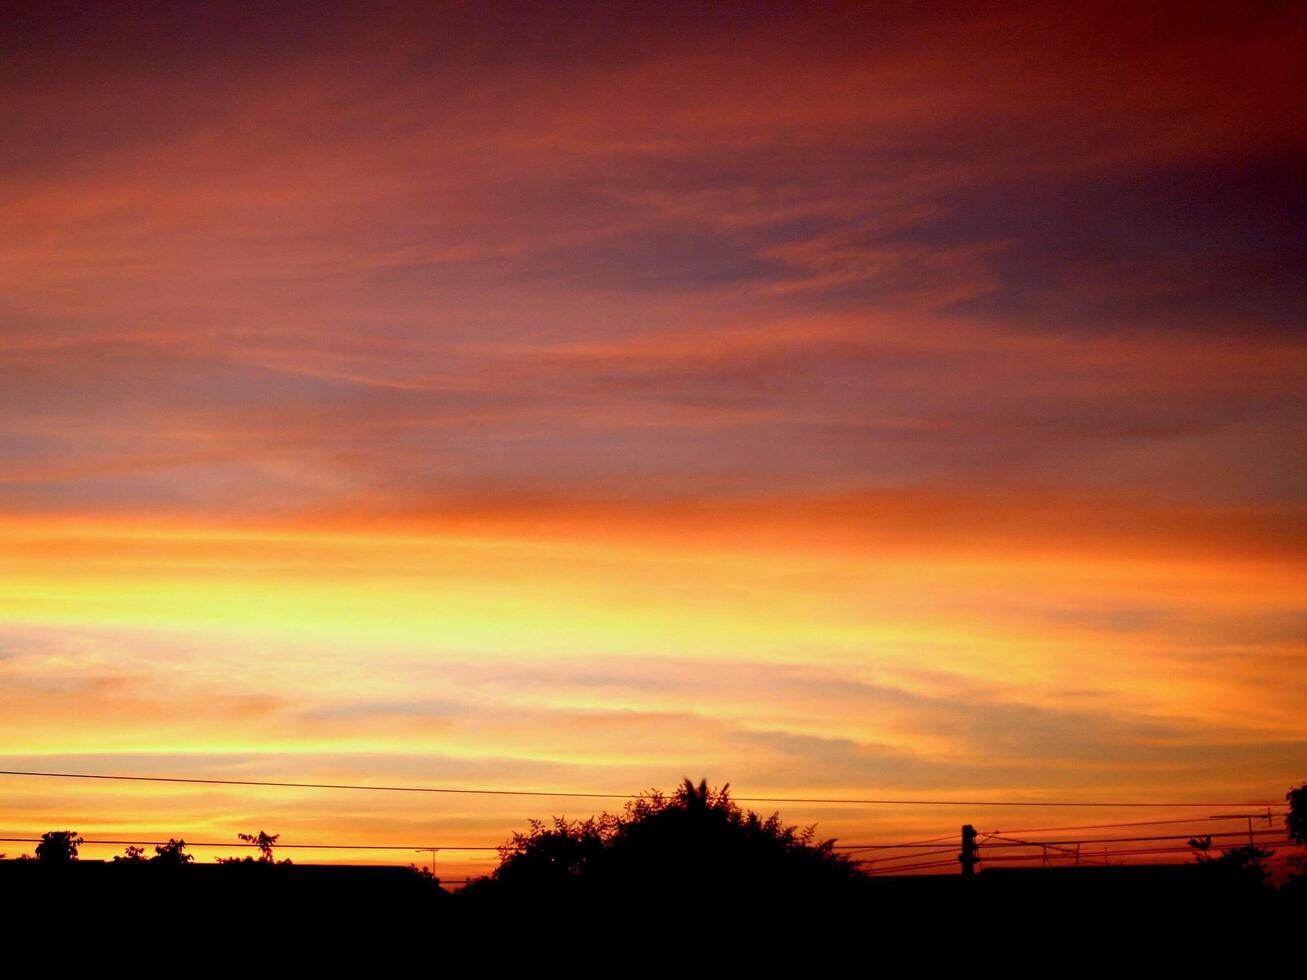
[3, 3, 1306, 878]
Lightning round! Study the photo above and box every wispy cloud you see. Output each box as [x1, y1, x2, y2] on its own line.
[1, 3, 1304, 858]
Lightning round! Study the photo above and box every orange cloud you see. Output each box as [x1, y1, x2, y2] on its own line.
[2, 3, 1304, 869]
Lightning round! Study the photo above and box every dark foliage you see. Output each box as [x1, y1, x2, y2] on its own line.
[218, 830, 290, 864]
[461, 778, 863, 918]
[1287, 782, 1307, 847]
[111, 839, 192, 865]
[153, 838, 194, 866]
[1188, 835, 1274, 887]
[239, 830, 283, 863]
[408, 863, 441, 887]
[113, 845, 147, 863]
[34, 830, 82, 864]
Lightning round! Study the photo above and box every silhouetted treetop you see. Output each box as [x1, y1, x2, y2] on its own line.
[218, 830, 290, 864]
[1287, 782, 1307, 847]
[153, 839, 193, 866]
[1188, 834, 1274, 888]
[34, 830, 82, 864]
[114, 845, 147, 863]
[470, 778, 862, 910]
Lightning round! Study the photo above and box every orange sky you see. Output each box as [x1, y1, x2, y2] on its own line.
[1, 2, 1305, 877]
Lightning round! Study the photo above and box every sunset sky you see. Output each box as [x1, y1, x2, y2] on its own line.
[2, 2, 1305, 876]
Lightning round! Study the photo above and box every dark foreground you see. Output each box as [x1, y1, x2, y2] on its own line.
[4, 859, 1302, 961]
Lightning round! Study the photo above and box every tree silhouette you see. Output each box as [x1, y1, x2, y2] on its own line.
[114, 845, 147, 863]
[1287, 782, 1307, 846]
[1188, 834, 1274, 886]
[217, 830, 290, 865]
[407, 863, 442, 891]
[153, 839, 193, 866]
[34, 830, 83, 864]
[238, 830, 284, 863]
[465, 778, 862, 912]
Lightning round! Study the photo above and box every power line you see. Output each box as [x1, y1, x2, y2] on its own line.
[981, 832, 1079, 860]
[835, 833, 960, 851]
[973, 828, 1289, 849]
[58, 837, 977, 855]
[865, 859, 959, 875]
[0, 769, 637, 801]
[980, 842, 1297, 862]
[0, 769, 1284, 808]
[5, 838, 1293, 873]
[873, 841, 1303, 874]
[989, 812, 1287, 836]
[856, 847, 958, 865]
[30, 827, 1242, 858]
[0, 837, 499, 851]
[837, 843, 959, 851]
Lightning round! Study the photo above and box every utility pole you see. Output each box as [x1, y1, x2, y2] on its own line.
[959, 824, 978, 876]
[1218, 811, 1275, 849]
[416, 847, 439, 877]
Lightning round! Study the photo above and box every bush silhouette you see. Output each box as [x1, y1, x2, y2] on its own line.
[1188, 834, 1275, 887]
[462, 778, 862, 915]
[153, 839, 193, 866]
[218, 830, 290, 864]
[34, 831, 83, 864]
[1287, 782, 1307, 847]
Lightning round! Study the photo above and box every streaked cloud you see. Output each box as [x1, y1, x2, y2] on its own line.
[1, 3, 1304, 871]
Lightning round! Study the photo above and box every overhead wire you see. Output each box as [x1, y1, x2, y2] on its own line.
[0, 769, 1286, 807]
